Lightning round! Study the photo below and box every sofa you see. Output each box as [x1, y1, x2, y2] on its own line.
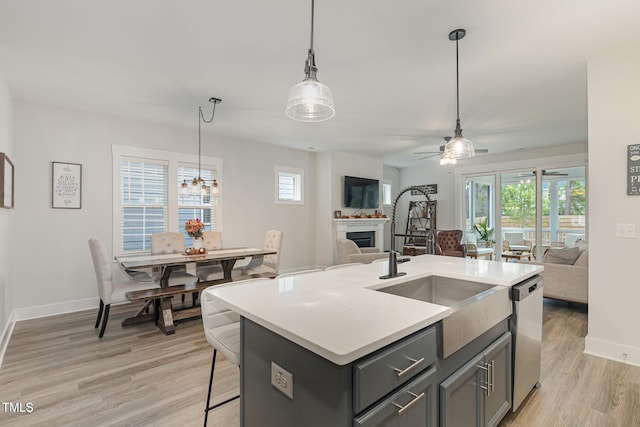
[335, 238, 388, 264]
[520, 242, 588, 304]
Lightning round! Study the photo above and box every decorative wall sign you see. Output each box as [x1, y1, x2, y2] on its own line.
[0, 152, 14, 209]
[411, 184, 438, 196]
[52, 161, 82, 208]
[628, 144, 640, 196]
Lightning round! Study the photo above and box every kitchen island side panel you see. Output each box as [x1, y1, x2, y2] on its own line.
[241, 318, 353, 427]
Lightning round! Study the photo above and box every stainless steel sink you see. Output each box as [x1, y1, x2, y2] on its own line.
[376, 275, 512, 358]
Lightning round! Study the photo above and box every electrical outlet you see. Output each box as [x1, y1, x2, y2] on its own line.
[271, 362, 294, 399]
[616, 223, 637, 239]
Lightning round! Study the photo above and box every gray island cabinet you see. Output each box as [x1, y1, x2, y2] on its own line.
[242, 317, 511, 427]
[207, 256, 542, 427]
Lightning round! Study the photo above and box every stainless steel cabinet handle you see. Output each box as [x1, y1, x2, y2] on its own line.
[477, 363, 489, 395]
[393, 391, 425, 415]
[490, 360, 495, 394]
[392, 357, 425, 377]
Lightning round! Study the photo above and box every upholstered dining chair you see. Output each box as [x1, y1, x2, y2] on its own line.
[196, 231, 225, 282]
[434, 230, 467, 258]
[335, 238, 388, 264]
[150, 232, 198, 285]
[88, 238, 159, 338]
[151, 231, 199, 305]
[235, 230, 283, 277]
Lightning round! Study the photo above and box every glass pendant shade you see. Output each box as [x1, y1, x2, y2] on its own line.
[211, 179, 219, 197]
[286, 77, 335, 122]
[443, 135, 475, 160]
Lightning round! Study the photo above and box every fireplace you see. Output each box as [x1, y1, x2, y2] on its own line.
[346, 231, 375, 248]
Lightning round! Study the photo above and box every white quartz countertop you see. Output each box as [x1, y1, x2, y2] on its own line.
[206, 255, 543, 365]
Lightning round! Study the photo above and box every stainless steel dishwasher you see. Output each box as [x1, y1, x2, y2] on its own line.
[510, 274, 543, 412]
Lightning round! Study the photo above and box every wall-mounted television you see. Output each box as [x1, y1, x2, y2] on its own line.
[344, 176, 379, 209]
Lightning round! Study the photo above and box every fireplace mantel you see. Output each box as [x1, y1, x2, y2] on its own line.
[333, 218, 389, 261]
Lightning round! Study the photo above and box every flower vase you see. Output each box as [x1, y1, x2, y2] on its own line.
[193, 238, 203, 250]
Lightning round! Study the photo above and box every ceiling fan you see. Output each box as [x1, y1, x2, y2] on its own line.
[518, 170, 569, 177]
[414, 137, 489, 160]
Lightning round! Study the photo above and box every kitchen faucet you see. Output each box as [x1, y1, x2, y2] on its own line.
[380, 185, 434, 279]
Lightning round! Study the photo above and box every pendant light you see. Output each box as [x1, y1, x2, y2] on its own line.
[180, 97, 222, 197]
[442, 28, 475, 162]
[285, 0, 335, 122]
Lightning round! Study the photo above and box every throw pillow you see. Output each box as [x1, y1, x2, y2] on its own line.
[542, 247, 581, 265]
[574, 239, 589, 252]
[573, 250, 589, 267]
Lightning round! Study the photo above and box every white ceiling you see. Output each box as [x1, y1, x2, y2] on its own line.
[1, 0, 638, 167]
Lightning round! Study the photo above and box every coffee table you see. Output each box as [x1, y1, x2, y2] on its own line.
[502, 251, 531, 262]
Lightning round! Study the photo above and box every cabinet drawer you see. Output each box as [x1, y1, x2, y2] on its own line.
[354, 366, 436, 427]
[354, 326, 437, 413]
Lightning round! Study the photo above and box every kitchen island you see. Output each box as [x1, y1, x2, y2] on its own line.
[207, 255, 543, 426]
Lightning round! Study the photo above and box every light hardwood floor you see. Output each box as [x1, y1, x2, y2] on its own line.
[0, 300, 639, 426]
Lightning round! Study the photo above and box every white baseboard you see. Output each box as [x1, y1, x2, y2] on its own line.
[0, 311, 16, 368]
[584, 335, 640, 367]
[13, 297, 99, 322]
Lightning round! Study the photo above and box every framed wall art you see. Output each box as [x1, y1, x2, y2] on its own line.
[52, 161, 82, 209]
[410, 184, 437, 196]
[0, 152, 14, 209]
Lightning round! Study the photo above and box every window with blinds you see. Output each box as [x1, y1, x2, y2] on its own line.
[178, 165, 216, 247]
[113, 145, 223, 256]
[120, 159, 168, 253]
[275, 165, 304, 204]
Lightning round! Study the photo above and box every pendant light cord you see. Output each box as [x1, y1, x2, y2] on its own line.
[198, 107, 202, 177]
[197, 98, 221, 179]
[310, 0, 314, 51]
[456, 37, 460, 122]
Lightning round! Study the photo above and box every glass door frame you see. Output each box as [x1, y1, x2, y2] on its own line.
[454, 155, 588, 262]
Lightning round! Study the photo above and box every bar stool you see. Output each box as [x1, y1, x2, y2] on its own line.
[202, 286, 240, 426]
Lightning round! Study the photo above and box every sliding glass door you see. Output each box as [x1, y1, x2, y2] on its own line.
[541, 167, 586, 249]
[462, 165, 587, 261]
[500, 171, 537, 258]
[465, 175, 496, 246]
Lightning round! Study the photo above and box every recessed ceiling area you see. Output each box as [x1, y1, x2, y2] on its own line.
[0, 0, 637, 167]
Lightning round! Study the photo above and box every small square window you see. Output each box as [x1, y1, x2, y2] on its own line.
[275, 166, 304, 204]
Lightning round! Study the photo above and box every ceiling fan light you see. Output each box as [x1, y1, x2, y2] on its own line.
[286, 78, 335, 122]
[439, 152, 457, 165]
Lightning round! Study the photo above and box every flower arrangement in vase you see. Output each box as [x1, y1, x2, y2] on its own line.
[185, 218, 206, 254]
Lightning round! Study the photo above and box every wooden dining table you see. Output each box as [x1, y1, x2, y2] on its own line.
[115, 247, 277, 335]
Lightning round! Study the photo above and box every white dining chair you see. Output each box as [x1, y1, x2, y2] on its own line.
[196, 231, 225, 282]
[150, 232, 198, 284]
[151, 232, 199, 304]
[234, 230, 283, 277]
[88, 238, 159, 338]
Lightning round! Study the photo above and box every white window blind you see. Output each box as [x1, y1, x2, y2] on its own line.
[113, 144, 223, 256]
[120, 159, 168, 253]
[178, 165, 217, 247]
[275, 166, 304, 204]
